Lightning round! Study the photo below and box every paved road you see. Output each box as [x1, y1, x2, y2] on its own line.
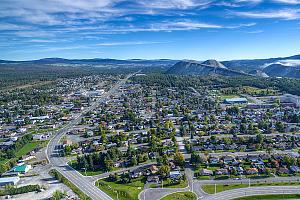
[46, 73, 135, 200]
[205, 186, 300, 200]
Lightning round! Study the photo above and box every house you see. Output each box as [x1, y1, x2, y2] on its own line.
[113, 161, 123, 168]
[11, 164, 32, 174]
[150, 165, 158, 174]
[223, 155, 235, 164]
[63, 139, 73, 146]
[215, 168, 228, 175]
[277, 167, 290, 175]
[147, 175, 159, 183]
[169, 162, 176, 169]
[130, 171, 143, 178]
[200, 169, 213, 176]
[246, 168, 259, 175]
[209, 156, 219, 164]
[169, 170, 181, 180]
[290, 166, 300, 173]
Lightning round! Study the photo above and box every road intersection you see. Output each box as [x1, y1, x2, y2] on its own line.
[45, 73, 300, 200]
[46, 73, 135, 200]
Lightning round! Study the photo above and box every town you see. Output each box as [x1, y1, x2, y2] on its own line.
[0, 72, 300, 200]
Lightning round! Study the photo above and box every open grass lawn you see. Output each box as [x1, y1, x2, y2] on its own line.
[220, 95, 240, 100]
[68, 160, 118, 176]
[161, 192, 197, 200]
[197, 176, 211, 180]
[233, 194, 300, 200]
[151, 178, 188, 189]
[15, 142, 39, 158]
[96, 177, 145, 200]
[202, 182, 300, 194]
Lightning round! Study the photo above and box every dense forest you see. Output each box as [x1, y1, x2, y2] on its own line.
[131, 74, 300, 95]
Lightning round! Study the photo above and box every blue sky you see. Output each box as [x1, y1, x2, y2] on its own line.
[0, 0, 300, 61]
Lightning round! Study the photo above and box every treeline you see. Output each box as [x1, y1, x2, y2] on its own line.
[0, 134, 33, 174]
[131, 74, 300, 95]
[74, 147, 149, 172]
[1, 134, 33, 159]
[0, 185, 40, 196]
[49, 169, 91, 200]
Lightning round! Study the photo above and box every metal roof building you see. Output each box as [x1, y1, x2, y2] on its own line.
[0, 177, 20, 186]
[224, 97, 248, 104]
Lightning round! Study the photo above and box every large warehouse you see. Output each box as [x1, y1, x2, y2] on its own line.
[224, 97, 248, 104]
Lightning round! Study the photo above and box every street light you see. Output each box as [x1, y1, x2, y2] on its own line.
[114, 190, 119, 200]
[215, 183, 217, 194]
[248, 178, 250, 188]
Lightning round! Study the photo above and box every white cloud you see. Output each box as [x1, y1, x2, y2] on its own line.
[97, 41, 169, 46]
[232, 9, 300, 20]
[0, 23, 31, 31]
[136, 0, 213, 9]
[272, 0, 300, 4]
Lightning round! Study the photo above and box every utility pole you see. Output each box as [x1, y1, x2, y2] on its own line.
[248, 178, 250, 188]
[115, 191, 119, 200]
[215, 183, 217, 194]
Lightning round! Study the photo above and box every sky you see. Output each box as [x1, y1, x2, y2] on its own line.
[0, 0, 300, 61]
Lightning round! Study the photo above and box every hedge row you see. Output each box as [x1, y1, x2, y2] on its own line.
[49, 169, 91, 200]
[0, 184, 40, 196]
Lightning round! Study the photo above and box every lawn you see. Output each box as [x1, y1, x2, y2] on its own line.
[0, 141, 47, 165]
[161, 192, 197, 200]
[15, 142, 39, 158]
[68, 160, 118, 176]
[232, 194, 300, 200]
[202, 182, 300, 194]
[96, 177, 145, 200]
[197, 176, 211, 180]
[151, 178, 188, 188]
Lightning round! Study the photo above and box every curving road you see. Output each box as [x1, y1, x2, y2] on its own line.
[205, 186, 300, 200]
[46, 73, 135, 200]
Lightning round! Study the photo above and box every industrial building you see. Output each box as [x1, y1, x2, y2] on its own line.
[224, 97, 248, 104]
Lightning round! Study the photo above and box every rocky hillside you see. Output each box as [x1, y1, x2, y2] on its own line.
[167, 60, 247, 76]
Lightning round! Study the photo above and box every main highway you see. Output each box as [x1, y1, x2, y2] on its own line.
[46, 73, 135, 200]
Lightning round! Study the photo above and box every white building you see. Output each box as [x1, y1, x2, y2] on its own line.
[280, 94, 300, 107]
[0, 177, 20, 186]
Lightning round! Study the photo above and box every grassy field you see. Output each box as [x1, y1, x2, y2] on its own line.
[219, 95, 240, 100]
[232, 194, 300, 200]
[15, 142, 39, 158]
[96, 177, 145, 200]
[0, 141, 47, 165]
[202, 182, 300, 194]
[161, 192, 197, 200]
[150, 179, 188, 189]
[68, 160, 118, 176]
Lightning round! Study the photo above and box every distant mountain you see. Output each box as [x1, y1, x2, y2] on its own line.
[167, 59, 247, 76]
[222, 54, 300, 72]
[263, 63, 300, 78]
[2, 54, 300, 78]
[0, 58, 179, 66]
